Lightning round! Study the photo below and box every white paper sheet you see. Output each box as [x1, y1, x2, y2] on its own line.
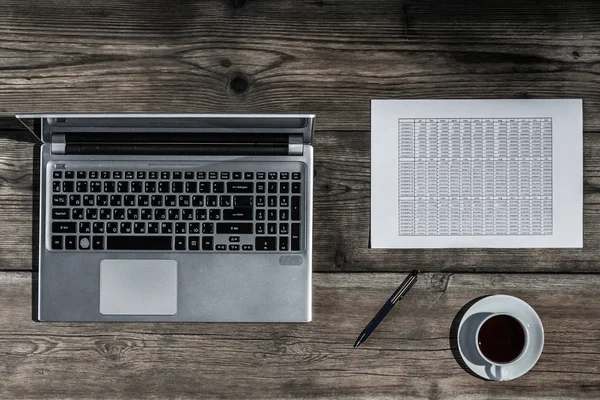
[371, 99, 582, 248]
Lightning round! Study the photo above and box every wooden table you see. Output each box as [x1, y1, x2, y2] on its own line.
[1, 0, 599, 398]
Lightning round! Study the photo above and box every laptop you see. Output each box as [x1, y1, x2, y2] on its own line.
[17, 114, 314, 322]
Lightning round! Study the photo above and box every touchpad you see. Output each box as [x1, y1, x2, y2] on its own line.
[100, 259, 177, 315]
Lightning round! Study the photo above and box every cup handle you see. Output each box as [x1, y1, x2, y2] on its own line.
[497, 365, 509, 381]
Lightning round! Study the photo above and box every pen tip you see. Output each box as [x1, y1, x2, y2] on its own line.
[353, 341, 361, 348]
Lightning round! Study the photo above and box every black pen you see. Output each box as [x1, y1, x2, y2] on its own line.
[353, 270, 419, 348]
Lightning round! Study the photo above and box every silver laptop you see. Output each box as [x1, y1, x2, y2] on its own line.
[18, 114, 314, 322]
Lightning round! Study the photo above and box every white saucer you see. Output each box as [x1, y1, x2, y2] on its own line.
[457, 294, 544, 381]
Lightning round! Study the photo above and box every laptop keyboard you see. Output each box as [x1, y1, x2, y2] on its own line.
[48, 167, 304, 252]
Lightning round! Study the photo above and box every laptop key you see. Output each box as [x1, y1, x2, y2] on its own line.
[202, 236, 214, 250]
[107, 222, 118, 234]
[172, 181, 184, 193]
[219, 195, 231, 207]
[107, 236, 172, 250]
[79, 222, 91, 234]
[90, 181, 102, 192]
[69, 195, 81, 206]
[189, 223, 200, 234]
[65, 171, 75, 179]
[292, 182, 301, 193]
[216, 223, 253, 234]
[52, 208, 70, 219]
[62, 181, 74, 192]
[291, 223, 300, 250]
[79, 236, 91, 250]
[83, 195, 95, 206]
[192, 195, 204, 207]
[93, 222, 105, 233]
[279, 237, 289, 251]
[99, 208, 111, 220]
[198, 182, 211, 193]
[213, 182, 225, 193]
[255, 237, 276, 251]
[65, 235, 77, 249]
[117, 181, 129, 193]
[120, 222, 132, 234]
[131, 181, 143, 193]
[233, 195, 253, 207]
[182, 209, 194, 220]
[138, 195, 149, 206]
[52, 222, 76, 233]
[76, 181, 88, 192]
[242, 244, 253, 251]
[223, 208, 252, 220]
[97, 195, 109, 206]
[134, 222, 146, 234]
[52, 195, 67, 206]
[196, 209, 207, 220]
[175, 236, 186, 250]
[202, 223, 213, 234]
[165, 195, 177, 207]
[268, 223, 276, 234]
[291, 196, 301, 221]
[161, 222, 173, 234]
[51, 236, 62, 250]
[53, 181, 61, 192]
[92, 236, 104, 250]
[158, 182, 169, 193]
[103, 182, 115, 193]
[189, 236, 200, 250]
[185, 182, 197, 193]
[145, 182, 156, 193]
[215, 244, 227, 251]
[229, 244, 240, 251]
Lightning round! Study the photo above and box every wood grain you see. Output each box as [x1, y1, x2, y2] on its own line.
[0, 0, 599, 131]
[0, 119, 597, 272]
[0, 272, 598, 399]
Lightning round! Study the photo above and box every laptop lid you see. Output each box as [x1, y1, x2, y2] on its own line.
[16, 113, 315, 156]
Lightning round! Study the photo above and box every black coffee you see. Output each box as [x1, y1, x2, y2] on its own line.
[477, 315, 526, 363]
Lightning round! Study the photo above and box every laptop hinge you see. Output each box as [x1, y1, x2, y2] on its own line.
[51, 133, 66, 154]
[50, 133, 304, 156]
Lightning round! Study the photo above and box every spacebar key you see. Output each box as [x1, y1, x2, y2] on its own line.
[107, 236, 172, 250]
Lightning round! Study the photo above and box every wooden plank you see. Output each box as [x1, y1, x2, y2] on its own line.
[0, 119, 597, 272]
[0, 0, 599, 131]
[0, 272, 598, 399]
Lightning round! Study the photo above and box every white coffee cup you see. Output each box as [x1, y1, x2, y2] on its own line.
[475, 313, 530, 381]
